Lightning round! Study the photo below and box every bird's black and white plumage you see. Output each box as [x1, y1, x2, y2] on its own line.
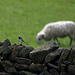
[18, 35, 28, 45]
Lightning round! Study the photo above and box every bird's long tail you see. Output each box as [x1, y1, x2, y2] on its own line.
[24, 41, 29, 46]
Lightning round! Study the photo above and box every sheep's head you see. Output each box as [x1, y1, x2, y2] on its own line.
[36, 32, 45, 44]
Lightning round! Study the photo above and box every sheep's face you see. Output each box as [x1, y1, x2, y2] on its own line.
[36, 34, 44, 44]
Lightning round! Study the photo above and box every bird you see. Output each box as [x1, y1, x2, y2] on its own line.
[18, 35, 28, 46]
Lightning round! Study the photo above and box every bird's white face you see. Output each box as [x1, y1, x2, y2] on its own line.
[18, 35, 22, 42]
[18, 35, 21, 38]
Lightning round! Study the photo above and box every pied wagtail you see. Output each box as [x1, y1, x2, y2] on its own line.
[18, 35, 28, 46]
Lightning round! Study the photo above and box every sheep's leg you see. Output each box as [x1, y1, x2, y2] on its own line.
[53, 38, 60, 45]
[70, 38, 72, 46]
[74, 40, 75, 45]
[55, 38, 60, 45]
[74, 40, 75, 43]
[53, 38, 56, 42]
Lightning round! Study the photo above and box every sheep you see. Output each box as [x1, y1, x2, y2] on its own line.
[36, 21, 75, 45]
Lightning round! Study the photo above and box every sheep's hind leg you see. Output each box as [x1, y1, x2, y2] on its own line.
[74, 40, 75, 44]
[70, 38, 72, 46]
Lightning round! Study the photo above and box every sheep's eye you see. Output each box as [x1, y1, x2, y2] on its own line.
[38, 38, 41, 40]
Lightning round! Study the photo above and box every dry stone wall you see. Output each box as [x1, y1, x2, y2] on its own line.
[0, 39, 75, 75]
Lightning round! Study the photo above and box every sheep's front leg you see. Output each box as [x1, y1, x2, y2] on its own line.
[56, 38, 60, 45]
[53, 38, 60, 45]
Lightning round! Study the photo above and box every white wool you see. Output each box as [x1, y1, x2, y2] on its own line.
[36, 21, 75, 45]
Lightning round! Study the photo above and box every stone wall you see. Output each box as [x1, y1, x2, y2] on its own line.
[0, 39, 75, 75]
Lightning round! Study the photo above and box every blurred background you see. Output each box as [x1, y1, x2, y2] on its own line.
[0, 0, 75, 48]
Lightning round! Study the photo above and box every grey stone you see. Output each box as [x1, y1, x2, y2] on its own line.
[50, 69, 59, 75]
[73, 58, 75, 63]
[2, 47, 12, 59]
[0, 46, 12, 59]
[1, 60, 13, 67]
[60, 72, 70, 75]
[39, 71, 51, 75]
[29, 64, 45, 73]
[19, 71, 37, 75]
[68, 65, 75, 75]
[60, 64, 66, 72]
[48, 63, 59, 70]
[4, 67, 18, 74]
[45, 48, 63, 63]
[14, 63, 28, 70]
[29, 41, 59, 63]
[19, 46, 34, 58]
[0, 72, 10, 75]
[58, 48, 70, 66]
[67, 49, 75, 62]
[0, 46, 4, 54]
[64, 61, 73, 65]
[10, 43, 25, 49]
[0, 42, 3, 46]
[14, 57, 32, 65]
[0, 63, 4, 71]
[3, 39, 11, 47]
[10, 44, 26, 60]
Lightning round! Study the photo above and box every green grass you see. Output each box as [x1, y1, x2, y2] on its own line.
[0, 0, 75, 48]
